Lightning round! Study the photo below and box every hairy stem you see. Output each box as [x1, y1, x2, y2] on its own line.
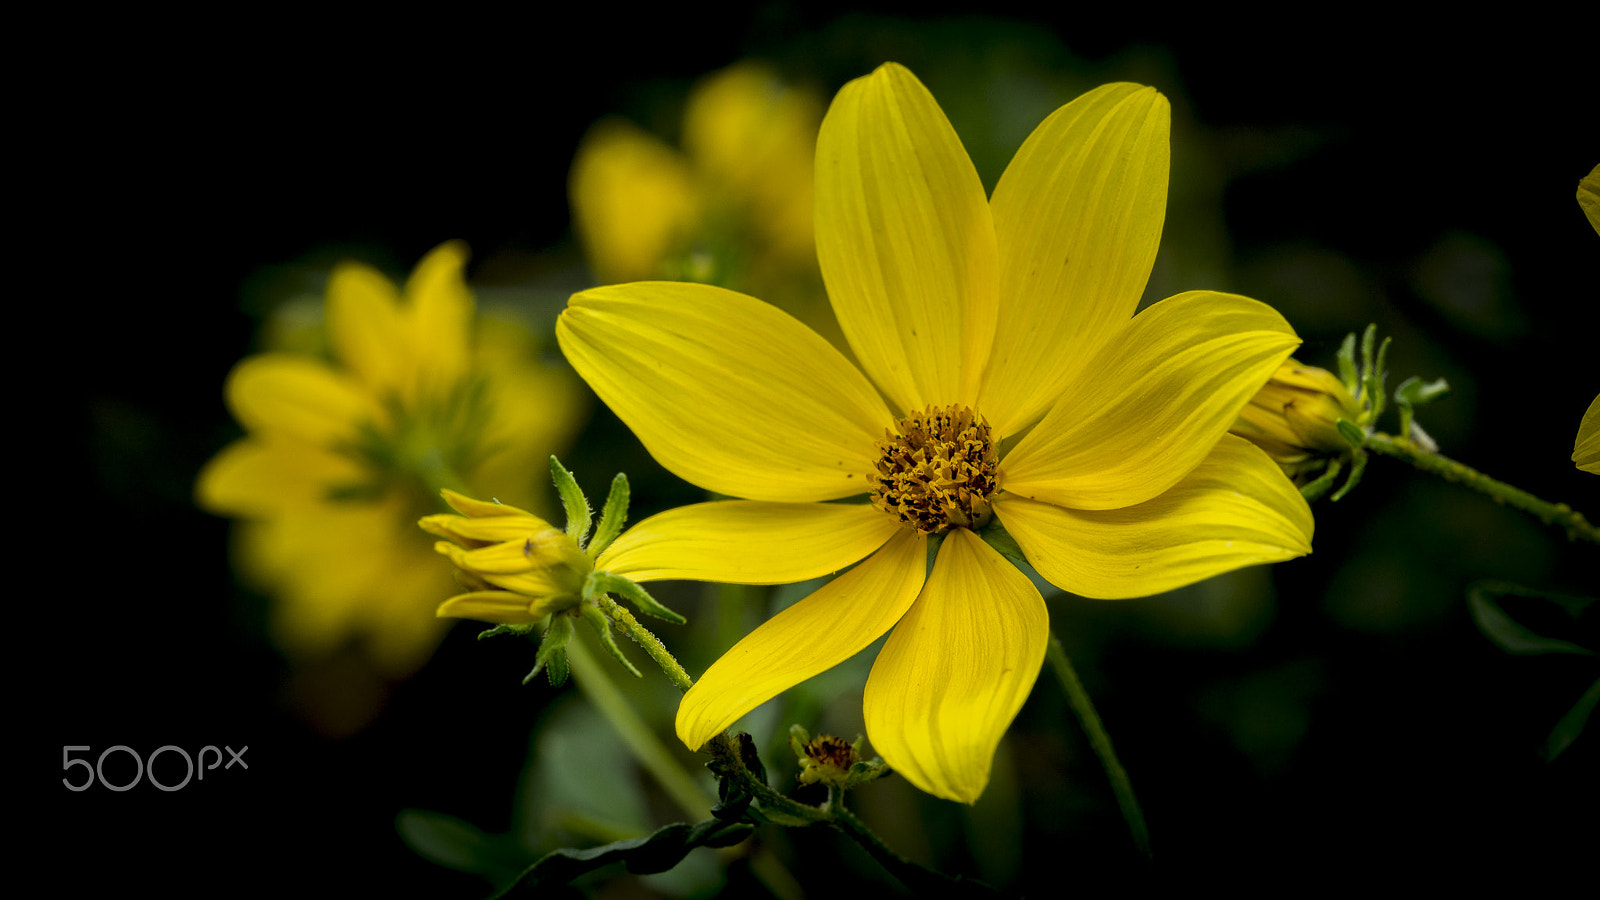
[1365, 432, 1598, 543]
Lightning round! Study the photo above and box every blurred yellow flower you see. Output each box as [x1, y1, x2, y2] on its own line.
[559, 64, 1313, 803]
[1578, 163, 1599, 236]
[1576, 394, 1600, 474]
[197, 242, 585, 724]
[568, 61, 836, 340]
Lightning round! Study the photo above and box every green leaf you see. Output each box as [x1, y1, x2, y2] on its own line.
[588, 473, 630, 559]
[1467, 584, 1597, 656]
[1546, 678, 1600, 761]
[396, 809, 497, 872]
[478, 623, 537, 640]
[549, 456, 592, 549]
[488, 819, 755, 896]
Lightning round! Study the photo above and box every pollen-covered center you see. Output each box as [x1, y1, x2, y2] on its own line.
[869, 405, 998, 535]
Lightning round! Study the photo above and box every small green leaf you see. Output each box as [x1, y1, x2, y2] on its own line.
[588, 473, 631, 559]
[1366, 334, 1392, 421]
[549, 456, 593, 549]
[977, 519, 1027, 567]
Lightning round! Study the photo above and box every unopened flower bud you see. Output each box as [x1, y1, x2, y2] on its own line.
[1233, 359, 1365, 478]
[421, 489, 591, 624]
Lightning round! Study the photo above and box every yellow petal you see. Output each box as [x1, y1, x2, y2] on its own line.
[569, 118, 699, 283]
[863, 528, 1048, 804]
[196, 436, 361, 517]
[1575, 393, 1600, 474]
[437, 591, 566, 624]
[814, 62, 998, 410]
[560, 282, 892, 501]
[225, 353, 385, 446]
[440, 489, 537, 520]
[418, 514, 553, 545]
[981, 83, 1172, 436]
[597, 500, 900, 584]
[325, 260, 407, 396]
[675, 528, 927, 750]
[994, 434, 1313, 599]
[403, 241, 474, 399]
[1003, 291, 1299, 510]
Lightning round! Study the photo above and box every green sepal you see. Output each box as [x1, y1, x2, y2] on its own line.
[1330, 449, 1367, 502]
[588, 473, 631, 560]
[549, 456, 593, 550]
[843, 757, 893, 789]
[976, 518, 1028, 567]
[1336, 331, 1359, 396]
[477, 623, 537, 640]
[525, 613, 574, 686]
[787, 724, 811, 760]
[1300, 457, 1344, 502]
[1366, 333, 1392, 423]
[589, 570, 686, 625]
[1335, 418, 1367, 449]
[580, 603, 643, 678]
[1394, 375, 1450, 445]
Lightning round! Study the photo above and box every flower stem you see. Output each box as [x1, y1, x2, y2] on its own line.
[1364, 432, 1599, 543]
[598, 596, 696, 694]
[565, 634, 711, 820]
[1046, 633, 1152, 862]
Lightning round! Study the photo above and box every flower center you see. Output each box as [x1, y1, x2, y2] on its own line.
[869, 405, 998, 535]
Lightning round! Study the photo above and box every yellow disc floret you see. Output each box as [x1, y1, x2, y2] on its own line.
[869, 405, 998, 534]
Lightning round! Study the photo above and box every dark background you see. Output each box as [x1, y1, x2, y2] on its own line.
[50, 5, 1596, 895]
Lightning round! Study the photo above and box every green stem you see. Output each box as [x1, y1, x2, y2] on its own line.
[1047, 633, 1152, 862]
[599, 596, 695, 694]
[565, 635, 711, 820]
[1364, 432, 1599, 543]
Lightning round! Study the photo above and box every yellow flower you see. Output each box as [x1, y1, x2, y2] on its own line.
[559, 64, 1314, 803]
[1232, 359, 1364, 479]
[197, 242, 585, 690]
[568, 61, 835, 339]
[1576, 394, 1600, 474]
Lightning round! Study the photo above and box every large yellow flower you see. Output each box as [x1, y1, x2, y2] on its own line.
[197, 242, 585, 695]
[559, 64, 1313, 803]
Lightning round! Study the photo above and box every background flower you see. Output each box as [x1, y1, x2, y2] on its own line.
[195, 242, 585, 733]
